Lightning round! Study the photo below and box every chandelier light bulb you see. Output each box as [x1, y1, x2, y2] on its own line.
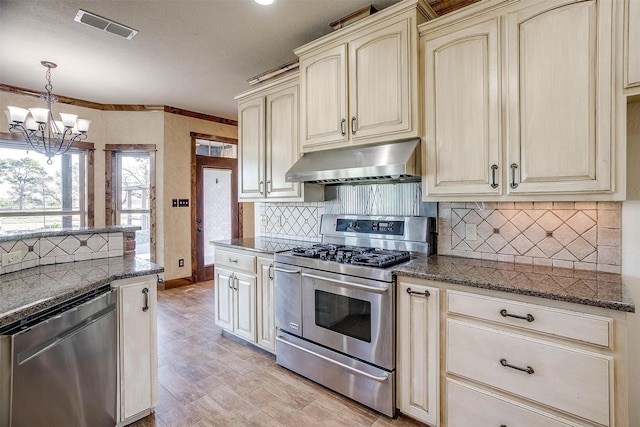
[6, 61, 91, 164]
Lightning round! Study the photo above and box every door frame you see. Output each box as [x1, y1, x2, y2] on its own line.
[191, 132, 241, 282]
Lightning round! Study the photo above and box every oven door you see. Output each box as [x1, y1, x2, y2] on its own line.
[301, 268, 394, 370]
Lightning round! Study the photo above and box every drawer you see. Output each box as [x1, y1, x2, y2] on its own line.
[214, 248, 256, 273]
[446, 379, 579, 427]
[447, 319, 612, 425]
[447, 290, 611, 347]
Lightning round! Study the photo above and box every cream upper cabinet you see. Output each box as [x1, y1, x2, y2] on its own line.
[423, 17, 501, 196]
[237, 73, 320, 202]
[299, 44, 348, 147]
[297, 0, 433, 153]
[397, 281, 440, 426]
[420, 0, 626, 201]
[625, 0, 640, 90]
[506, 0, 614, 195]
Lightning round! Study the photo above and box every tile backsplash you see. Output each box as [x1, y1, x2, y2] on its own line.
[258, 182, 435, 240]
[0, 231, 132, 275]
[438, 202, 621, 273]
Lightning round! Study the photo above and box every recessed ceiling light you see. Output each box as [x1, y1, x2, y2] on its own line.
[254, 0, 277, 5]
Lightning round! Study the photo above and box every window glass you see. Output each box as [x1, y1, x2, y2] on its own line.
[195, 139, 237, 158]
[0, 145, 85, 233]
[116, 153, 151, 259]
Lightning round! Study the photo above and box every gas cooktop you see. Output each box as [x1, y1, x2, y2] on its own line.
[290, 244, 410, 268]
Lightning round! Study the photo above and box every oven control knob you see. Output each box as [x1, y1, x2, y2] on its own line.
[349, 221, 358, 229]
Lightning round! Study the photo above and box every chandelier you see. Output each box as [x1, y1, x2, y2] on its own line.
[5, 61, 91, 164]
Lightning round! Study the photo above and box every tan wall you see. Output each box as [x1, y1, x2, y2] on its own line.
[162, 112, 237, 280]
[624, 101, 640, 426]
[1, 91, 250, 281]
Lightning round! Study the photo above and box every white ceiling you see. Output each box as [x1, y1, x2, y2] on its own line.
[0, 0, 407, 121]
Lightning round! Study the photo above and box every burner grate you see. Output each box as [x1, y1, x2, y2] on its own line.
[291, 244, 409, 268]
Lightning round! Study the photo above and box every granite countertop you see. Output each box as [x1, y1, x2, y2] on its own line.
[0, 225, 141, 243]
[0, 256, 164, 329]
[211, 237, 316, 255]
[394, 255, 634, 312]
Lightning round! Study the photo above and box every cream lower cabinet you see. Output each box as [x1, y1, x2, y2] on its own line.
[113, 275, 158, 426]
[257, 257, 276, 352]
[396, 276, 628, 427]
[213, 246, 276, 353]
[397, 281, 440, 426]
[420, 0, 625, 200]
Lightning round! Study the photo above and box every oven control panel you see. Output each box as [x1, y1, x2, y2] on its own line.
[336, 219, 405, 236]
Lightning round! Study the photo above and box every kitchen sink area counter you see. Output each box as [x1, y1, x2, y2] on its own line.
[0, 256, 163, 329]
[394, 255, 634, 312]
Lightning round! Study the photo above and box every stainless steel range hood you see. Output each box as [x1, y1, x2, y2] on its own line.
[285, 138, 421, 184]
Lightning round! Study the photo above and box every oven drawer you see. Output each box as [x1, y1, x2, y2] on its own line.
[214, 249, 256, 273]
[447, 319, 611, 425]
[446, 379, 578, 427]
[447, 290, 611, 347]
[276, 332, 395, 417]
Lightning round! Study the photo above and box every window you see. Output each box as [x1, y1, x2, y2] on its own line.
[0, 139, 90, 233]
[105, 145, 156, 262]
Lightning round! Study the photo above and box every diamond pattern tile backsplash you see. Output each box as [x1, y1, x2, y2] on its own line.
[259, 202, 324, 241]
[0, 232, 125, 275]
[438, 202, 621, 273]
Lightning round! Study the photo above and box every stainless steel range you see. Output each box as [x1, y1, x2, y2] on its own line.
[274, 214, 435, 417]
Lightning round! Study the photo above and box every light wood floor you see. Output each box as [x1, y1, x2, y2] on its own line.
[131, 281, 426, 427]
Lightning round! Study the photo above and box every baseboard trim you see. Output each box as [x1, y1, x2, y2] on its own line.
[164, 277, 195, 289]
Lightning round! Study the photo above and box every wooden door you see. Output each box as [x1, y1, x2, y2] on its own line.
[506, 0, 613, 194]
[195, 155, 238, 283]
[265, 83, 300, 199]
[424, 18, 501, 196]
[238, 96, 265, 198]
[349, 19, 412, 140]
[299, 43, 348, 151]
[397, 281, 440, 426]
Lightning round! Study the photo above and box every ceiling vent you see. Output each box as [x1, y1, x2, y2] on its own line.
[74, 10, 138, 40]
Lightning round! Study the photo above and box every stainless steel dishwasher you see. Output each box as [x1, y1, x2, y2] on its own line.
[1, 285, 117, 427]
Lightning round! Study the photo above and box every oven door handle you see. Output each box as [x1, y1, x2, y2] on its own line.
[276, 335, 390, 383]
[274, 267, 301, 274]
[302, 272, 389, 294]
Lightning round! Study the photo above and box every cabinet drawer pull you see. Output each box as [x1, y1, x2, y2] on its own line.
[406, 287, 430, 297]
[267, 180, 272, 194]
[142, 287, 149, 312]
[268, 263, 274, 280]
[340, 118, 346, 136]
[228, 258, 238, 263]
[490, 164, 498, 188]
[500, 358, 534, 375]
[500, 309, 534, 322]
[351, 116, 357, 135]
[510, 163, 519, 189]
[259, 180, 264, 195]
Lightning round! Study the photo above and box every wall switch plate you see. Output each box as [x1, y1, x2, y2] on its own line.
[178, 258, 184, 267]
[178, 199, 189, 207]
[465, 224, 477, 241]
[279, 216, 286, 227]
[2, 251, 22, 267]
[260, 215, 268, 226]
[172, 199, 178, 207]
